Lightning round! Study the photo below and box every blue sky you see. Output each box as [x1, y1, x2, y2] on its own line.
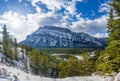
[0, 0, 111, 42]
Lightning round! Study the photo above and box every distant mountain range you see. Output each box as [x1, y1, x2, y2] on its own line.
[20, 26, 107, 48]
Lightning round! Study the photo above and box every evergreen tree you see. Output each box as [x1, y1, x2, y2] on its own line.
[107, 8, 115, 42]
[110, 0, 120, 16]
[39, 54, 50, 76]
[80, 52, 93, 76]
[2, 25, 15, 65]
[96, 51, 113, 74]
[97, 0, 120, 74]
[109, 0, 120, 41]
[30, 49, 41, 75]
[58, 56, 81, 78]
[106, 0, 120, 73]
[105, 41, 120, 72]
[13, 38, 18, 61]
[2, 25, 9, 55]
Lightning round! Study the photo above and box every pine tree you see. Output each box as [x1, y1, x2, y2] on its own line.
[13, 38, 18, 61]
[2, 25, 14, 65]
[105, 41, 120, 72]
[107, 8, 115, 42]
[106, 0, 120, 73]
[2, 25, 9, 55]
[30, 49, 41, 75]
[97, 0, 120, 74]
[106, 0, 120, 41]
[81, 52, 93, 76]
[110, 0, 120, 16]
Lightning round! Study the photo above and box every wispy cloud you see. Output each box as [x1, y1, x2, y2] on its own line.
[92, 33, 108, 38]
[70, 15, 108, 34]
[98, 1, 111, 13]
[18, 0, 22, 3]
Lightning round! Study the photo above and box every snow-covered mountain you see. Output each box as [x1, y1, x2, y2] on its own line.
[20, 26, 106, 48]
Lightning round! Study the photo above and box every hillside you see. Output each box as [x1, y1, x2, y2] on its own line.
[1, 63, 120, 81]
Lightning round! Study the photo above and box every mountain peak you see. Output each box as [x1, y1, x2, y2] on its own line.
[20, 26, 106, 48]
[39, 26, 72, 33]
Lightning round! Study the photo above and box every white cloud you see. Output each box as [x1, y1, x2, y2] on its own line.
[99, 2, 111, 13]
[0, 11, 30, 42]
[5, 0, 8, 2]
[0, 10, 62, 42]
[5, 0, 23, 3]
[27, 10, 60, 26]
[31, 0, 83, 14]
[1, 11, 27, 33]
[31, 0, 40, 6]
[18, 0, 22, 3]
[31, 0, 63, 12]
[65, 1, 76, 14]
[65, 0, 83, 14]
[70, 15, 108, 34]
[0, 11, 44, 42]
[92, 33, 108, 38]
[0, 25, 2, 31]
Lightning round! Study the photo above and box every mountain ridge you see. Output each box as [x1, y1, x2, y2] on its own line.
[20, 26, 106, 48]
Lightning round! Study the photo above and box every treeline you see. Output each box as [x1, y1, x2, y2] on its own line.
[39, 48, 99, 55]
[29, 49, 97, 77]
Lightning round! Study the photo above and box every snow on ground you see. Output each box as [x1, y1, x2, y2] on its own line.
[0, 63, 119, 81]
[51, 53, 83, 60]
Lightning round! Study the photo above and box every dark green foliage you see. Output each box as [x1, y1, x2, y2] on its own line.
[57, 56, 81, 78]
[107, 8, 114, 43]
[57, 53, 93, 78]
[80, 52, 93, 76]
[13, 38, 18, 61]
[105, 41, 120, 72]
[2, 25, 15, 65]
[29, 49, 58, 76]
[2, 25, 10, 56]
[110, 0, 120, 16]
[108, 0, 120, 42]
[109, 19, 120, 41]
[96, 51, 113, 74]
[97, 0, 120, 75]
[30, 49, 41, 75]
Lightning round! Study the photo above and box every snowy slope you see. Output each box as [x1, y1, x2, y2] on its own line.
[1, 63, 120, 81]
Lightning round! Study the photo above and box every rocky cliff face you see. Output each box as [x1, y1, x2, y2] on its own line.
[20, 26, 106, 48]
